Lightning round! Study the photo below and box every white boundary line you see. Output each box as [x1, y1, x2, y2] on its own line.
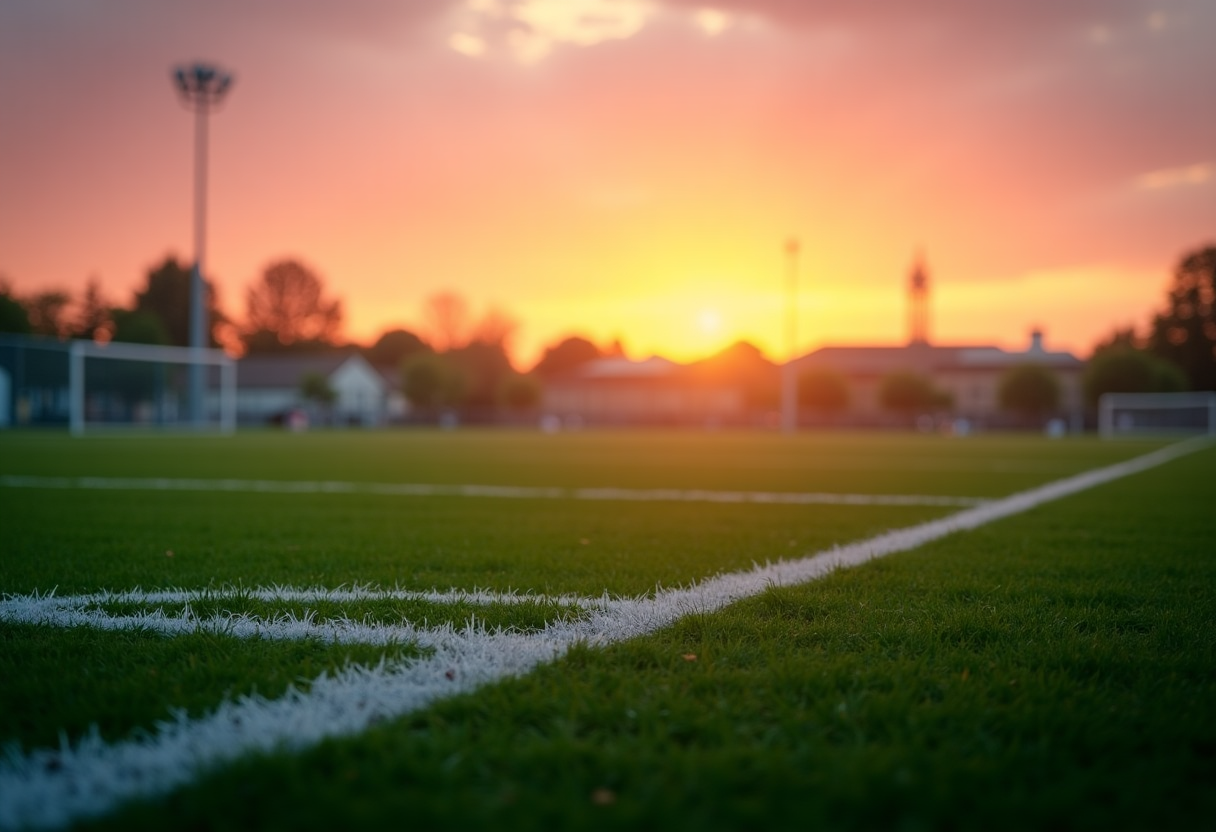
[0, 586, 619, 645]
[0, 437, 1209, 831]
[0, 475, 986, 507]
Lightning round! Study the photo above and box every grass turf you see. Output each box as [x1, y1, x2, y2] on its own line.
[0, 429, 1167, 496]
[77, 441, 1216, 832]
[1, 430, 1211, 829]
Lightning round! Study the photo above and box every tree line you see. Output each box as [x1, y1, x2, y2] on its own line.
[1, 242, 1213, 417]
[0, 256, 342, 353]
[0, 255, 618, 416]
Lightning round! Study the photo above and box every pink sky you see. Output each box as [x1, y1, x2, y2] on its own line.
[2, 0, 1213, 367]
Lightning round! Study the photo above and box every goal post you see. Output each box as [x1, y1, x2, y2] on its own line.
[68, 340, 236, 436]
[1098, 391, 1216, 439]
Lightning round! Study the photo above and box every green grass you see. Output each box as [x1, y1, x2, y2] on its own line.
[1, 429, 1212, 830]
[0, 429, 1167, 495]
[0, 489, 947, 596]
[88, 441, 1216, 832]
[0, 627, 422, 750]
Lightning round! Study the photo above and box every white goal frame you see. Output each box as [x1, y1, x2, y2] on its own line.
[1098, 391, 1216, 439]
[68, 341, 236, 437]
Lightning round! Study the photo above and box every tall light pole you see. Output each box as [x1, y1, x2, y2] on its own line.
[172, 62, 233, 427]
[781, 236, 800, 434]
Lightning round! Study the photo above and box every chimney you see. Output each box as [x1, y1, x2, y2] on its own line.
[1029, 328, 1044, 353]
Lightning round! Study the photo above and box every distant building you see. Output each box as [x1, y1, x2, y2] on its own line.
[234, 353, 404, 426]
[541, 345, 775, 427]
[791, 255, 1084, 427]
[541, 255, 1085, 430]
[793, 330, 1084, 426]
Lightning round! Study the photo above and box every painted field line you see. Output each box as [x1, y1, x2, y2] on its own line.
[0, 474, 985, 507]
[0, 437, 1208, 831]
[6, 584, 611, 614]
[0, 586, 619, 645]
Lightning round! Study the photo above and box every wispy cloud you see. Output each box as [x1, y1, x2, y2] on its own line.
[455, 0, 655, 64]
[694, 8, 731, 37]
[1137, 162, 1214, 190]
[448, 31, 487, 57]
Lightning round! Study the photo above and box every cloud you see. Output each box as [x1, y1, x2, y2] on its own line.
[457, 0, 655, 64]
[694, 9, 732, 37]
[449, 31, 487, 57]
[1137, 162, 1214, 191]
[658, 0, 1156, 33]
[657, 0, 1215, 69]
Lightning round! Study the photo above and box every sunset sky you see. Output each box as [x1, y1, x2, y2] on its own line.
[2, 0, 1213, 368]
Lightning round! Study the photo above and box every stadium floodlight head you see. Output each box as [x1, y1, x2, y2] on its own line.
[171, 61, 234, 427]
[173, 63, 235, 111]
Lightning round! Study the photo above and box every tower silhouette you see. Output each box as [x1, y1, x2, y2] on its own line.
[908, 252, 930, 345]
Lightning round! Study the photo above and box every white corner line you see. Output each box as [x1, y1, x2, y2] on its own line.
[0, 437, 1209, 831]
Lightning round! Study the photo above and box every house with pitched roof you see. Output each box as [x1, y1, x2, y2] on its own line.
[235, 352, 403, 426]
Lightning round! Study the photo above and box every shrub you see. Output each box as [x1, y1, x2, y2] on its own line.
[997, 364, 1061, 420]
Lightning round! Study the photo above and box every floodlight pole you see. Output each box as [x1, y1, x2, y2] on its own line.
[172, 62, 233, 427]
[780, 237, 800, 434]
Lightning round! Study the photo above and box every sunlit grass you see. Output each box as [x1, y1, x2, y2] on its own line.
[80, 443, 1216, 832]
[0, 490, 948, 596]
[0, 430, 1210, 830]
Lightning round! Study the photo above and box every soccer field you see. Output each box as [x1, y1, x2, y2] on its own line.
[2, 430, 1214, 831]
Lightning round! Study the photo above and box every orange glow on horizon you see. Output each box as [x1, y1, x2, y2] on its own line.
[1, 2, 1212, 372]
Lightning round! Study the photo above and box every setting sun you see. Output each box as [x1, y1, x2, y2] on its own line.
[697, 308, 722, 335]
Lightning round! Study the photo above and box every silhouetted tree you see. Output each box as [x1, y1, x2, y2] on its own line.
[424, 291, 470, 353]
[134, 257, 224, 347]
[689, 340, 778, 410]
[365, 328, 431, 368]
[24, 290, 72, 338]
[498, 372, 542, 411]
[242, 330, 335, 355]
[300, 371, 336, 406]
[110, 309, 170, 345]
[879, 370, 951, 418]
[245, 259, 342, 351]
[1092, 326, 1140, 354]
[997, 364, 1060, 424]
[0, 282, 31, 334]
[401, 352, 463, 412]
[73, 277, 112, 341]
[1084, 347, 1187, 406]
[531, 335, 602, 378]
[470, 306, 518, 351]
[299, 371, 336, 424]
[446, 339, 514, 410]
[1147, 244, 1216, 391]
[798, 367, 850, 412]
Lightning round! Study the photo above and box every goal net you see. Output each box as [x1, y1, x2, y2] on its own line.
[1098, 391, 1216, 439]
[68, 340, 236, 436]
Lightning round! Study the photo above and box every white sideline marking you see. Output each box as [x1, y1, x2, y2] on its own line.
[0, 474, 986, 507]
[0, 437, 1209, 831]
